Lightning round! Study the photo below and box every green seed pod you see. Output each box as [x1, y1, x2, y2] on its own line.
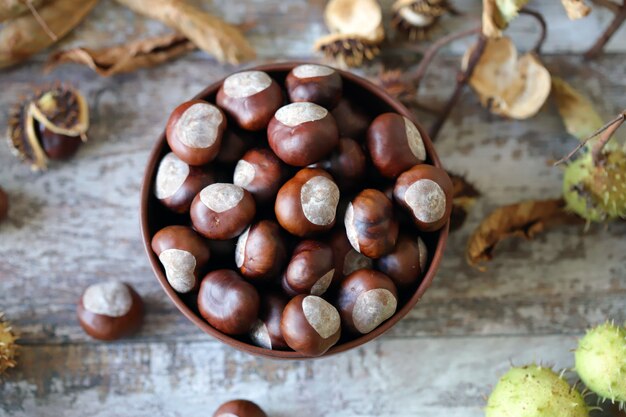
[486, 365, 589, 417]
[575, 322, 626, 406]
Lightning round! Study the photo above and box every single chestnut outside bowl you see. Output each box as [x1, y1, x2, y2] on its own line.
[140, 62, 450, 359]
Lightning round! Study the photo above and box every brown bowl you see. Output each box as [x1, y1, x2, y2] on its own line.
[140, 62, 450, 359]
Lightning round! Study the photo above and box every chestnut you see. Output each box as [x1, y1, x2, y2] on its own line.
[337, 269, 398, 334]
[285, 64, 342, 109]
[151, 225, 211, 293]
[233, 148, 285, 204]
[190, 183, 256, 240]
[344, 189, 398, 258]
[249, 292, 289, 350]
[281, 294, 341, 356]
[215, 129, 251, 164]
[37, 123, 82, 159]
[216, 71, 283, 131]
[267, 102, 339, 166]
[394, 164, 453, 231]
[197, 269, 260, 335]
[213, 399, 267, 417]
[366, 113, 426, 178]
[166, 100, 226, 166]
[275, 168, 340, 237]
[377, 234, 428, 289]
[154, 152, 215, 213]
[77, 281, 144, 341]
[0, 186, 8, 223]
[329, 229, 373, 283]
[313, 137, 366, 189]
[331, 98, 370, 139]
[235, 220, 287, 280]
[283, 240, 335, 296]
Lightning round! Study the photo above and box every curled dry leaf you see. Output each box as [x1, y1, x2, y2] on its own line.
[0, 0, 48, 22]
[481, 0, 530, 38]
[551, 77, 603, 141]
[561, 0, 591, 20]
[449, 172, 481, 232]
[45, 33, 194, 77]
[114, 0, 254, 65]
[0, 0, 98, 69]
[466, 198, 582, 270]
[463, 36, 551, 119]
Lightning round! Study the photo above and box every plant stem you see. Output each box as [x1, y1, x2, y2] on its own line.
[591, 111, 626, 164]
[26, 0, 57, 41]
[584, 0, 626, 60]
[519, 8, 547, 54]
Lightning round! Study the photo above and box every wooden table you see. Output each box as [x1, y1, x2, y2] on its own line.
[1, 1, 625, 416]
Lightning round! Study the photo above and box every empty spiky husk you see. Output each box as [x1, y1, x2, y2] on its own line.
[314, 34, 381, 67]
[392, 0, 452, 41]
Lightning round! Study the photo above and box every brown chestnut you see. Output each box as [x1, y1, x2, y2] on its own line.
[151, 225, 211, 293]
[331, 98, 370, 139]
[377, 234, 428, 289]
[190, 183, 256, 240]
[267, 102, 339, 166]
[166, 100, 226, 166]
[37, 123, 82, 159]
[283, 240, 335, 296]
[233, 148, 285, 204]
[249, 292, 289, 350]
[337, 269, 398, 334]
[275, 168, 340, 237]
[197, 269, 260, 335]
[235, 220, 286, 280]
[216, 71, 283, 131]
[329, 229, 373, 283]
[394, 164, 453, 231]
[77, 281, 144, 341]
[281, 294, 341, 356]
[0, 186, 8, 223]
[213, 399, 267, 417]
[344, 189, 398, 258]
[215, 129, 251, 164]
[285, 64, 342, 109]
[366, 113, 426, 178]
[154, 152, 215, 213]
[313, 137, 366, 189]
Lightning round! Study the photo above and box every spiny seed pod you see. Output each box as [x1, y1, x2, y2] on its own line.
[7, 84, 89, 171]
[485, 365, 589, 417]
[391, 0, 452, 41]
[575, 322, 626, 406]
[0, 313, 18, 375]
[563, 151, 626, 222]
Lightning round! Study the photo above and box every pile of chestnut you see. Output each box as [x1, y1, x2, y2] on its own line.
[150, 64, 452, 357]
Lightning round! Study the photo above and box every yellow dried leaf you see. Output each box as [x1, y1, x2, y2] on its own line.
[561, 0, 591, 20]
[482, 0, 530, 38]
[551, 77, 604, 141]
[449, 172, 481, 232]
[0, 313, 17, 375]
[0, 0, 48, 22]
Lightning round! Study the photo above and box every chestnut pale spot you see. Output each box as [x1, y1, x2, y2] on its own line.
[83, 281, 132, 317]
[403, 117, 426, 161]
[310, 269, 335, 296]
[293, 64, 335, 78]
[175, 103, 223, 148]
[154, 152, 189, 199]
[300, 176, 340, 226]
[417, 237, 428, 269]
[302, 295, 340, 339]
[343, 250, 372, 275]
[216, 414, 238, 417]
[159, 248, 197, 293]
[352, 288, 397, 334]
[233, 159, 255, 188]
[249, 319, 272, 349]
[200, 183, 244, 213]
[223, 71, 272, 98]
[344, 203, 360, 252]
[398, 7, 435, 27]
[235, 226, 251, 268]
[405, 179, 446, 223]
[275, 102, 328, 127]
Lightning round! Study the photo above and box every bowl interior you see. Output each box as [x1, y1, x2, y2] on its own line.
[140, 62, 450, 359]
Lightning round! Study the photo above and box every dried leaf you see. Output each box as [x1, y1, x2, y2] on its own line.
[0, 0, 99, 69]
[482, 0, 530, 38]
[0, 0, 48, 22]
[561, 0, 591, 20]
[551, 77, 604, 141]
[449, 172, 481, 232]
[463, 36, 551, 119]
[375, 68, 417, 104]
[466, 198, 582, 270]
[114, 0, 254, 65]
[45, 34, 194, 77]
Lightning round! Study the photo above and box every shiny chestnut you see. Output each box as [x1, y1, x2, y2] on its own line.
[282, 240, 335, 296]
[267, 102, 339, 166]
[377, 234, 428, 289]
[394, 164, 453, 231]
[197, 269, 260, 335]
[329, 229, 373, 283]
[217, 71, 283, 131]
[213, 400, 267, 417]
[190, 183, 256, 240]
[77, 281, 144, 341]
[331, 98, 370, 139]
[249, 292, 289, 350]
[166, 100, 226, 166]
[366, 112, 426, 178]
[337, 269, 398, 334]
[151, 225, 211, 293]
[235, 220, 287, 280]
[281, 294, 341, 356]
[233, 148, 285, 204]
[275, 168, 340, 237]
[215, 129, 252, 164]
[313, 137, 366, 189]
[285, 64, 342, 109]
[345, 189, 398, 258]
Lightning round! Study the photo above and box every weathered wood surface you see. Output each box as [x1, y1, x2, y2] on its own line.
[1, 1, 626, 416]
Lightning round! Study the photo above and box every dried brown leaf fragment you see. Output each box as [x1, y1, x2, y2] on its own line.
[481, 0, 530, 38]
[551, 77, 604, 141]
[0, 0, 47, 22]
[561, 0, 592, 20]
[449, 173, 481, 232]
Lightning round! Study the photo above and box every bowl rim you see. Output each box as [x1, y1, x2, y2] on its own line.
[140, 62, 450, 360]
